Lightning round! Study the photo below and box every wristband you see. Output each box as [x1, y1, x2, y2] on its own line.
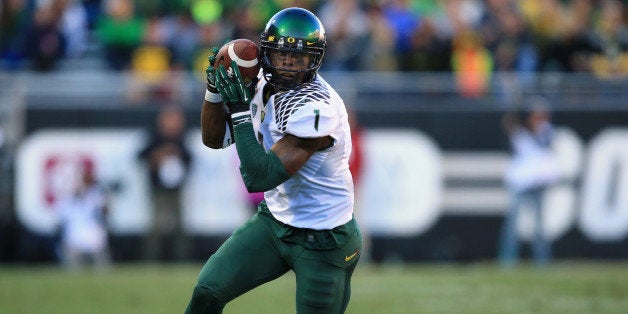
[205, 89, 223, 103]
[231, 110, 252, 126]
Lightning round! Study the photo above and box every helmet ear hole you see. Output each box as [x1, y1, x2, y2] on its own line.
[259, 7, 326, 90]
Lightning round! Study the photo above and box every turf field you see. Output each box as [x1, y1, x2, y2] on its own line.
[1, 261, 627, 313]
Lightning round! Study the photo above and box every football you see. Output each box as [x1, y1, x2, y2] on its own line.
[215, 39, 260, 82]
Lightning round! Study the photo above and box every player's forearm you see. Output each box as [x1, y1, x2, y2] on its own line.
[233, 122, 291, 192]
[201, 100, 227, 149]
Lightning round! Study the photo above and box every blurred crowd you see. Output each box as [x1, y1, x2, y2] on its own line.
[1, 0, 627, 78]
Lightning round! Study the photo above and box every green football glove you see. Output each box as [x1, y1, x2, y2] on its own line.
[215, 61, 255, 125]
[204, 47, 222, 103]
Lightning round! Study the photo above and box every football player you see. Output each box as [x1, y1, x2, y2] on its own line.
[185, 7, 362, 314]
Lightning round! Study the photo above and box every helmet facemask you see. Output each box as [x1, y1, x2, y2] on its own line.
[261, 47, 323, 90]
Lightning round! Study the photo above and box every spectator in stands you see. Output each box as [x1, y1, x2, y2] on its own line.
[139, 105, 191, 262]
[230, 5, 265, 45]
[362, 2, 397, 71]
[0, 0, 32, 70]
[451, 29, 493, 98]
[480, 0, 538, 105]
[96, 0, 145, 70]
[498, 9, 537, 103]
[56, 159, 111, 270]
[318, 0, 370, 71]
[160, 9, 200, 70]
[58, 0, 89, 59]
[403, 0, 453, 72]
[1, 0, 626, 75]
[381, 0, 424, 71]
[499, 97, 560, 268]
[584, 0, 628, 79]
[191, 21, 228, 86]
[519, 0, 592, 72]
[82, 0, 104, 30]
[128, 15, 174, 104]
[26, 1, 66, 71]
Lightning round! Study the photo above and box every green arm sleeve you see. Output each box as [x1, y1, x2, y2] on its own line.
[233, 122, 291, 192]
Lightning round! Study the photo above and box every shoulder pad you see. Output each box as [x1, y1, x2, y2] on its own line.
[286, 101, 338, 138]
[273, 80, 332, 134]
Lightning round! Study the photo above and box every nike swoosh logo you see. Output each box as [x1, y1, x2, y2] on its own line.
[345, 249, 359, 262]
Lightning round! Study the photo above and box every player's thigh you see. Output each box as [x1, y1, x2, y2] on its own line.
[195, 213, 289, 301]
[293, 257, 356, 314]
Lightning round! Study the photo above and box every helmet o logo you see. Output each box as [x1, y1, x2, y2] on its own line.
[287, 37, 296, 44]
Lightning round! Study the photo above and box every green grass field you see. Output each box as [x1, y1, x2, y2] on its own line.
[1, 261, 628, 313]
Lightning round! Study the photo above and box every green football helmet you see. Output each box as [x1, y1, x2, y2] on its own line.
[260, 7, 326, 90]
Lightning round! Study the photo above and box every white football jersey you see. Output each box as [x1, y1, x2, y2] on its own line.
[226, 73, 354, 229]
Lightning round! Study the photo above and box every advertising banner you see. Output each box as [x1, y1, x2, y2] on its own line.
[15, 108, 628, 261]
